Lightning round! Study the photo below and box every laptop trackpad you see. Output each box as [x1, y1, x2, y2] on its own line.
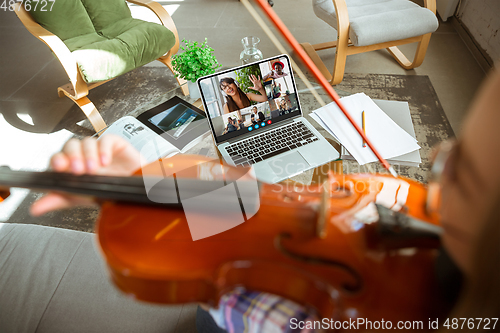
[267, 152, 310, 178]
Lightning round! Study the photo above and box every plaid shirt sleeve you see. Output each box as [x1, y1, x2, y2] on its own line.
[208, 289, 319, 333]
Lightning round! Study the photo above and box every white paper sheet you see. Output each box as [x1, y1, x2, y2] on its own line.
[309, 112, 340, 142]
[312, 93, 420, 165]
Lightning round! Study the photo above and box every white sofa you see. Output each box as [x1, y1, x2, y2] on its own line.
[0, 223, 198, 333]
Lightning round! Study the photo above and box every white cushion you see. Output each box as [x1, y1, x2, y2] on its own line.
[0, 223, 193, 333]
[312, 0, 439, 46]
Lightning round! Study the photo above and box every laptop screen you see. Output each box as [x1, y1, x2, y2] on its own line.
[197, 55, 301, 144]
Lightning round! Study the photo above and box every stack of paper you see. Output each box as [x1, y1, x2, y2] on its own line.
[342, 99, 421, 167]
[310, 93, 421, 166]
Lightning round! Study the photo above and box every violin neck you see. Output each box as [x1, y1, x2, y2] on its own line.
[366, 204, 443, 250]
[0, 166, 181, 208]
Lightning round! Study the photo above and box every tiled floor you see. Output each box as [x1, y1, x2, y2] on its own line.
[0, 1, 489, 332]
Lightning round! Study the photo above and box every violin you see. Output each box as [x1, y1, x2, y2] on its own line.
[0, 155, 445, 326]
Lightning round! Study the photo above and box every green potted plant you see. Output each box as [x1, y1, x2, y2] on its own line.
[172, 38, 221, 98]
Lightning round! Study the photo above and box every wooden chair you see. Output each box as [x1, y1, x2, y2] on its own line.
[13, 0, 188, 134]
[301, 0, 439, 85]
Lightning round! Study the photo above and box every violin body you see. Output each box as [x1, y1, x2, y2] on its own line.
[96, 155, 444, 324]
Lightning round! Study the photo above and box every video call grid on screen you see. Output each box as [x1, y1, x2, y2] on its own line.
[198, 55, 301, 144]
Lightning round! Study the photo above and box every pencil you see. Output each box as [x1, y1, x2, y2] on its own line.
[362, 111, 366, 148]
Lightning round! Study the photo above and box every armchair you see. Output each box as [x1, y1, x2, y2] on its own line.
[13, 0, 188, 134]
[301, 0, 439, 85]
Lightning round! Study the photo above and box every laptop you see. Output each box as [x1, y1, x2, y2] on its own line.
[197, 54, 339, 184]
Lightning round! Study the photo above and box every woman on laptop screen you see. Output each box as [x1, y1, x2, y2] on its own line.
[219, 75, 267, 113]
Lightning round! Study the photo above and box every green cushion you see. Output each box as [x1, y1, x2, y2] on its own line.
[80, 0, 132, 32]
[28, 0, 175, 84]
[71, 18, 175, 83]
[64, 33, 108, 51]
[28, 0, 95, 41]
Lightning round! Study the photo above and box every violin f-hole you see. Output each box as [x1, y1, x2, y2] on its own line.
[274, 233, 363, 294]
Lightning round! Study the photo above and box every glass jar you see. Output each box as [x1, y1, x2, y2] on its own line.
[240, 36, 263, 65]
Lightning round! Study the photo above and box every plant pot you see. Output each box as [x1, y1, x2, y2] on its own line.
[187, 81, 201, 99]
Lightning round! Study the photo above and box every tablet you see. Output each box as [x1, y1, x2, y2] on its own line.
[136, 96, 209, 151]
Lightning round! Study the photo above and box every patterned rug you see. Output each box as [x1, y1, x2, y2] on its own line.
[297, 73, 455, 184]
[6, 69, 454, 231]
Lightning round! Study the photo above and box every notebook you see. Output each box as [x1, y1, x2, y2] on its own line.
[341, 99, 421, 167]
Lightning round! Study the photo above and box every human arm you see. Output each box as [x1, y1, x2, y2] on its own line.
[30, 135, 144, 216]
[262, 71, 274, 81]
[246, 75, 268, 103]
[440, 68, 500, 275]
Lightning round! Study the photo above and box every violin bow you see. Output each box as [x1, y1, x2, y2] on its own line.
[243, 0, 398, 178]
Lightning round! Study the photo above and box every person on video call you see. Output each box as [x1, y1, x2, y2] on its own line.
[252, 106, 265, 122]
[219, 76, 267, 114]
[262, 61, 288, 80]
[278, 99, 289, 116]
[222, 117, 239, 135]
[272, 81, 281, 98]
[250, 114, 258, 125]
[30, 68, 500, 332]
[237, 118, 245, 130]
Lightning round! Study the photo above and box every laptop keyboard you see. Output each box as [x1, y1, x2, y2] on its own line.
[225, 122, 319, 167]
